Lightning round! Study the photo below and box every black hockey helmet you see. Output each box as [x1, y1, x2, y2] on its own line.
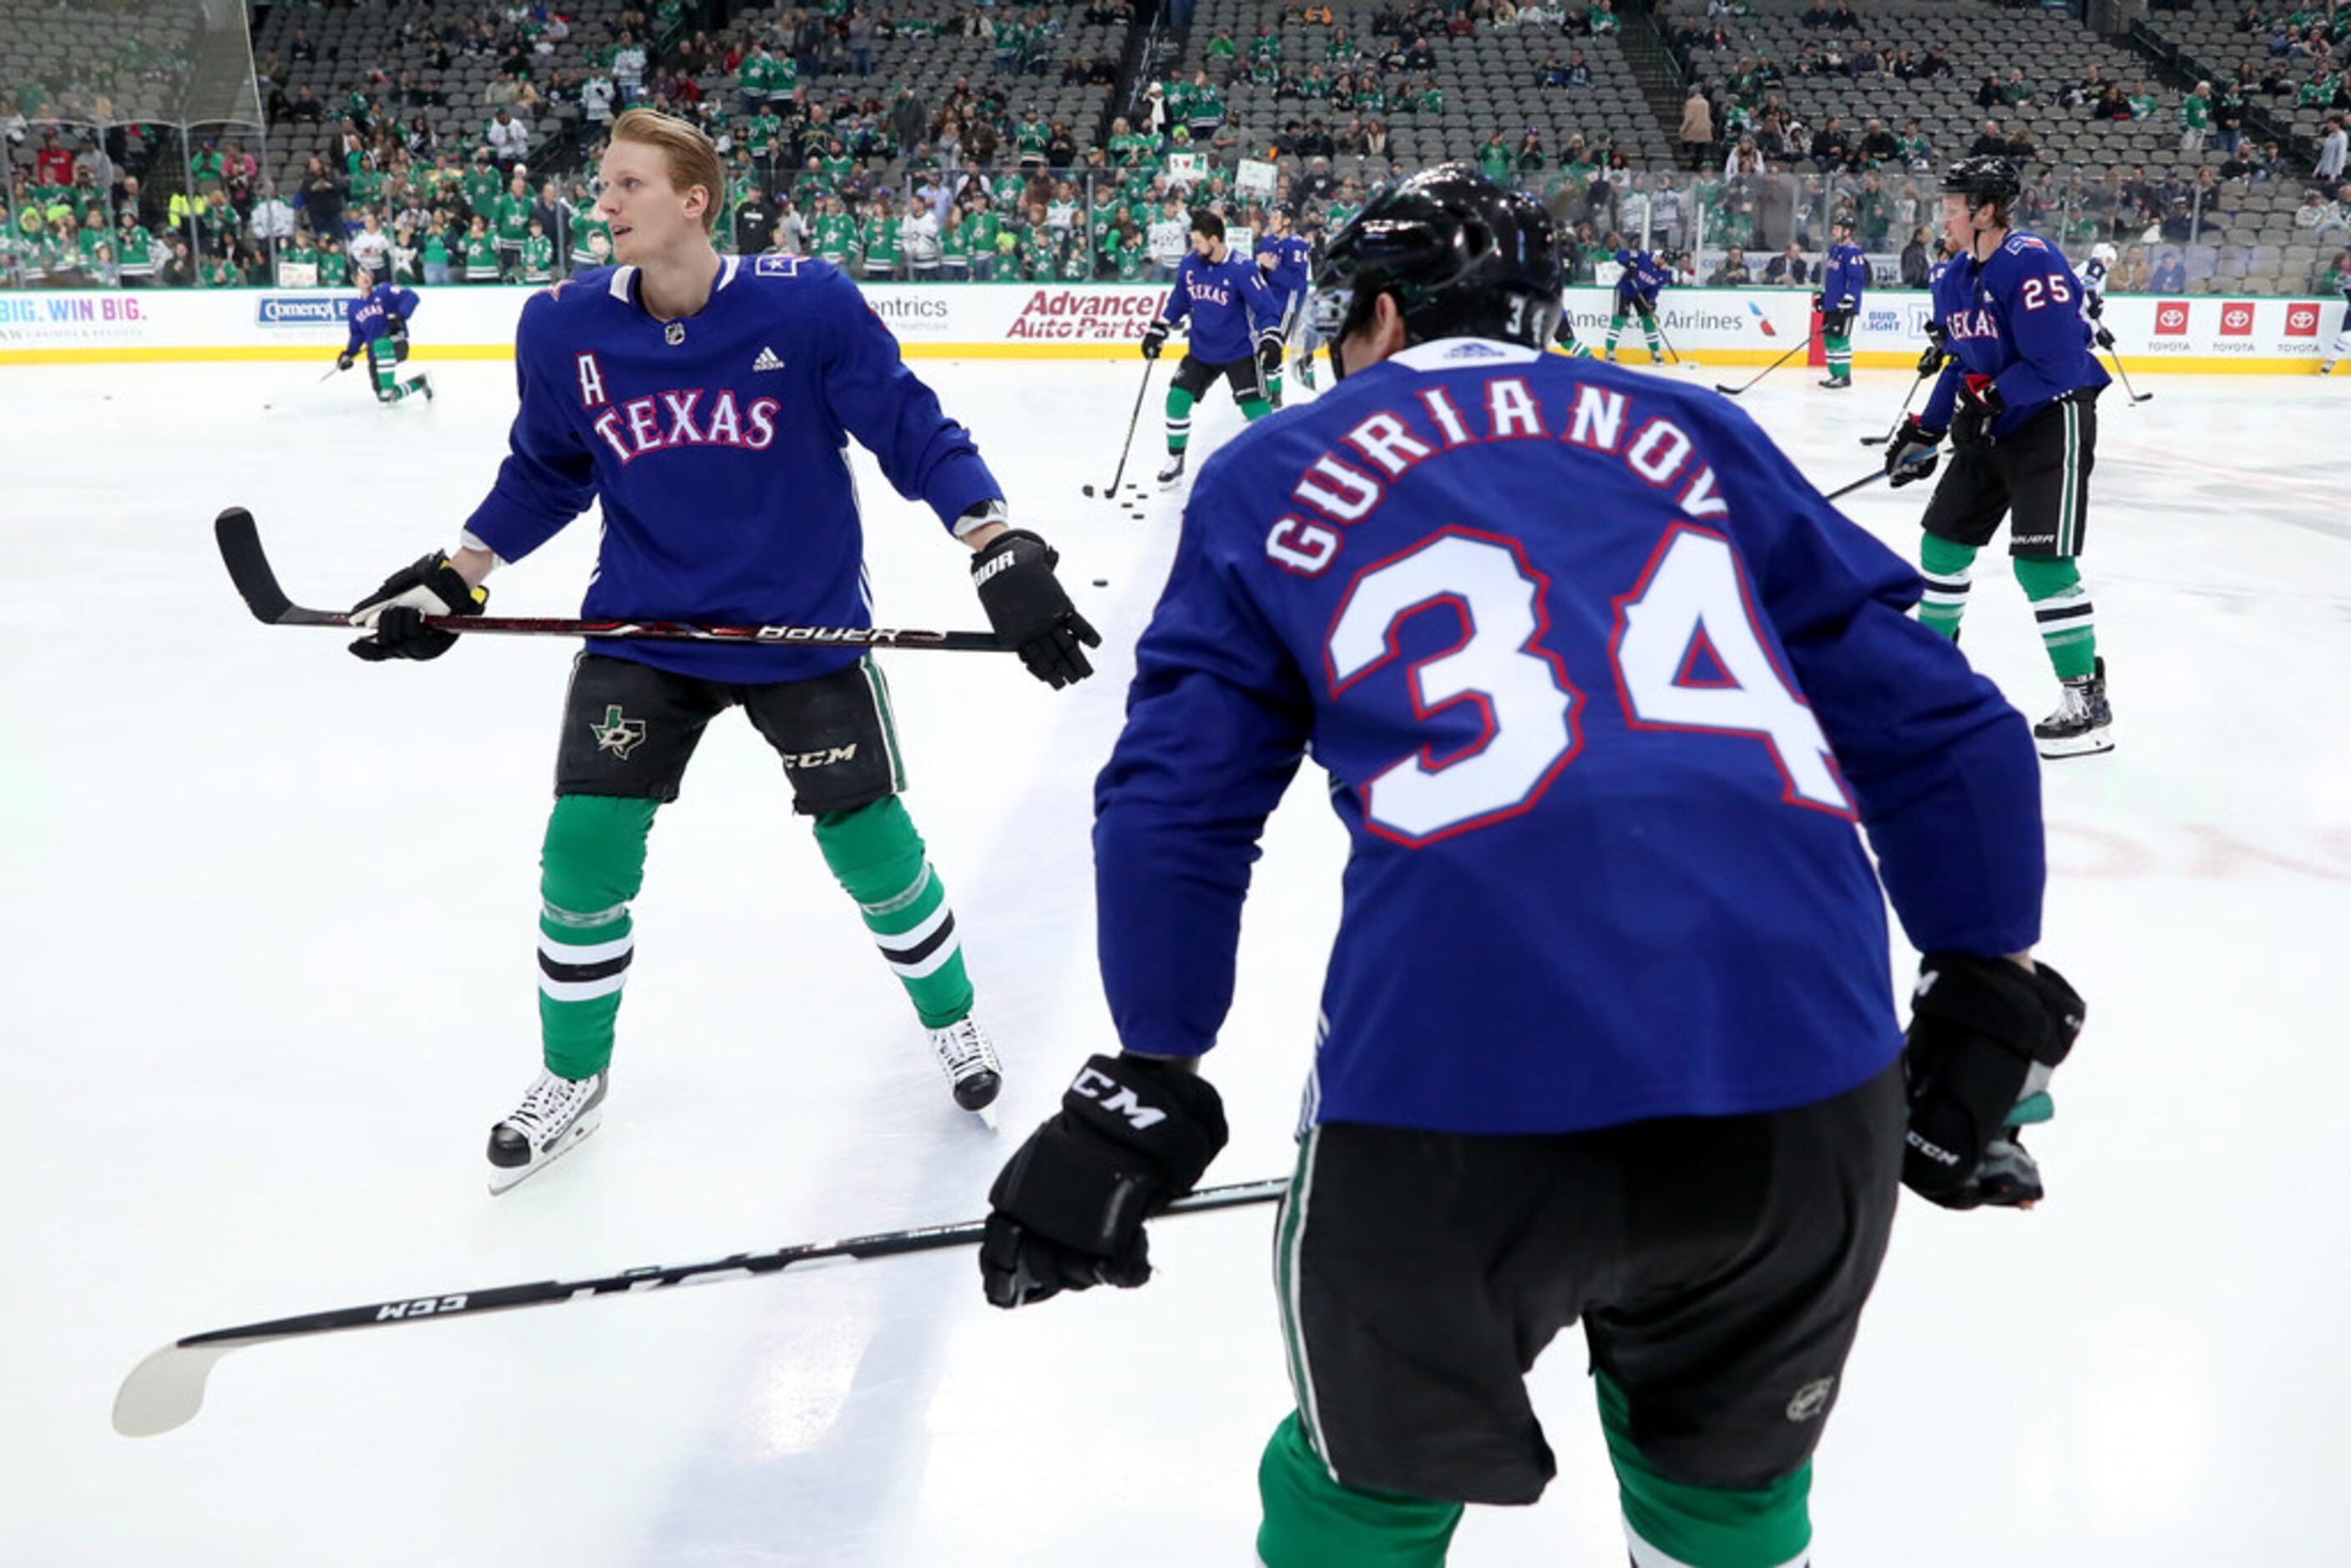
[1939, 155, 2021, 210]
[1309, 164, 1560, 379]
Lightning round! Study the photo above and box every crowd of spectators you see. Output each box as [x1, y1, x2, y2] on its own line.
[7, 0, 2350, 291]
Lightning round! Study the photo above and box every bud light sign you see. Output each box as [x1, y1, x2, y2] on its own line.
[255, 296, 352, 327]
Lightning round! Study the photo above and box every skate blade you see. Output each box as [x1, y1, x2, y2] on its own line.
[2035, 728, 2115, 760]
[486, 1107, 604, 1196]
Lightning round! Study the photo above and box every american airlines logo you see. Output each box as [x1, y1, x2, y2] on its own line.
[2153, 301, 2189, 336]
[2286, 303, 2320, 338]
[2218, 302, 2254, 337]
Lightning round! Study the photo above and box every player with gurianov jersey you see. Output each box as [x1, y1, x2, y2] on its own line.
[341, 109, 1099, 1193]
[1141, 207, 1282, 490]
[976, 167, 2085, 1568]
[337, 274, 433, 405]
[1883, 157, 2115, 757]
[1817, 219, 1867, 389]
[1254, 209, 1317, 405]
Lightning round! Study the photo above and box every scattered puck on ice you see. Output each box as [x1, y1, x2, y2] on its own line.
[1091, 578, 1109, 588]
[1082, 484, 1099, 497]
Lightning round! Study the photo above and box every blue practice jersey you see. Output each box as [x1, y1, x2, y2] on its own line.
[1160, 245, 1282, 362]
[1821, 241, 1868, 311]
[462, 257, 1002, 682]
[1254, 231, 1313, 306]
[1095, 338, 2045, 1136]
[346, 284, 420, 352]
[1922, 230, 2110, 438]
[1613, 248, 1669, 304]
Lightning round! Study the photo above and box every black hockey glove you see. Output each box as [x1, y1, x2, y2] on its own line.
[971, 528, 1100, 689]
[385, 311, 406, 336]
[1883, 415, 1943, 487]
[2083, 293, 2104, 322]
[1915, 321, 1946, 378]
[335, 349, 355, 372]
[981, 1054, 1230, 1309]
[1256, 328, 1284, 380]
[1902, 953, 2085, 1210]
[346, 552, 487, 662]
[1140, 318, 1170, 359]
[2094, 324, 2116, 352]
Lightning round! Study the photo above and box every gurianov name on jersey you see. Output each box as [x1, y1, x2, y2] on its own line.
[1264, 362, 1726, 578]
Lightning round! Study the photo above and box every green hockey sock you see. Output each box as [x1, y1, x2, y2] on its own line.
[1267, 362, 1285, 402]
[1825, 330, 1851, 378]
[1240, 396, 1272, 421]
[538, 794, 658, 1080]
[1256, 1414, 1463, 1568]
[811, 797, 972, 1029]
[1608, 311, 1627, 348]
[1917, 534, 1978, 640]
[2015, 555, 2098, 680]
[1599, 1373, 1813, 1568]
[1166, 385, 1196, 453]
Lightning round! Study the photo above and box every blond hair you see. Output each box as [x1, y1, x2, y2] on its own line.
[609, 108, 724, 235]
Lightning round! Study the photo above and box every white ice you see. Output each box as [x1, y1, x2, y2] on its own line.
[3, 353, 2346, 1567]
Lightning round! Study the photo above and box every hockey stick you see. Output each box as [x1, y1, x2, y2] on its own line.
[1826, 446, 1939, 502]
[215, 508, 1007, 653]
[1860, 364, 1933, 446]
[1715, 332, 1815, 396]
[1083, 354, 1157, 499]
[113, 1176, 1289, 1437]
[2103, 346, 2152, 403]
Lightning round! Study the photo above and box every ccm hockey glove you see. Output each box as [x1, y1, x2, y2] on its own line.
[1883, 415, 1944, 487]
[1902, 954, 2085, 1210]
[1914, 321, 1947, 378]
[1140, 318, 1170, 360]
[347, 552, 487, 661]
[972, 528, 1100, 689]
[981, 1054, 1229, 1308]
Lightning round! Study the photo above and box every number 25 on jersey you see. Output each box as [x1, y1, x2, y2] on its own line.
[1324, 524, 1852, 847]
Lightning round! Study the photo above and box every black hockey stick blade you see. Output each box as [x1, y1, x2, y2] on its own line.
[113, 1176, 1289, 1437]
[215, 507, 346, 627]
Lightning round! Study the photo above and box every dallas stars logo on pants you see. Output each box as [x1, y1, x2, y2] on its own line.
[590, 705, 647, 760]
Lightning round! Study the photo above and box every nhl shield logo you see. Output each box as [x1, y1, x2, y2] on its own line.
[1784, 1377, 1835, 1422]
[590, 705, 648, 760]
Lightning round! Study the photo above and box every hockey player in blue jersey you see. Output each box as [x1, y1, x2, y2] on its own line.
[978, 166, 2083, 1568]
[336, 273, 432, 405]
[1605, 232, 1670, 364]
[1817, 217, 1867, 388]
[1253, 206, 1316, 406]
[1142, 206, 1282, 489]
[1883, 157, 2115, 757]
[342, 109, 1100, 1192]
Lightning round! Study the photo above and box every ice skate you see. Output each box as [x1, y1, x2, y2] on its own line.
[2033, 658, 2113, 758]
[1819, 375, 1851, 389]
[415, 373, 434, 402]
[1297, 357, 1317, 391]
[928, 1015, 1003, 1124]
[486, 1068, 607, 1194]
[1156, 451, 1186, 490]
[2322, 360, 2337, 376]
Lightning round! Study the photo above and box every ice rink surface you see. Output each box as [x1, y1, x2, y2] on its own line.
[3, 351, 2347, 1568]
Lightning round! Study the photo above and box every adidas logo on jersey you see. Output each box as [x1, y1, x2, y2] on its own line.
[752, 346, 786, 372]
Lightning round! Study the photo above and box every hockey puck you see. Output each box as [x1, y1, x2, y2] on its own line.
[1082, 483, 1098, 497]
[1091, 578, 1109, 588]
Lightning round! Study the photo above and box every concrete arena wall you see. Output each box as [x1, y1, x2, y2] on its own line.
[0, 281, 2338, 372]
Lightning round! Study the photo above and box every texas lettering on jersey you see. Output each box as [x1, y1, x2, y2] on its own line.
[570, 352, 782, 464]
